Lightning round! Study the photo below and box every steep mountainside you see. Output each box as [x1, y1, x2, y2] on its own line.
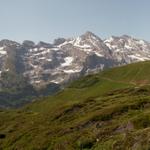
[1, 32, 150, 107]
[1, 61, 150, 149]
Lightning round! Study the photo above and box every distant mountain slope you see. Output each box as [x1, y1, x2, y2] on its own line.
[0, 32, 150, 88]
[1, 61, 150, 149]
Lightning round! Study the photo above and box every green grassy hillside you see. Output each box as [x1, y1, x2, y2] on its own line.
[101, 61, 150, 85]
[1, 61, 150, 149]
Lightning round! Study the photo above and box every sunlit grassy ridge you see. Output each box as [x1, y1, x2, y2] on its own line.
[1, 61, 150, 149]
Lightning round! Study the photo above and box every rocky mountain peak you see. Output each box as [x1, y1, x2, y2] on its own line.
[37, 41, 53, 48]
[53, 38, 66, 46]
[80, 31, 102, 42]
[22, 40, 35, 48]
[0, 39, 20, 47]
[82, 31, 96, 37]
[121, 34, 132, 39]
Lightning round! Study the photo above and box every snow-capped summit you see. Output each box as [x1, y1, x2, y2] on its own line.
[80, 31, 102, 41]
[104, 35, 150, 63]
[58, 31, 111, 58]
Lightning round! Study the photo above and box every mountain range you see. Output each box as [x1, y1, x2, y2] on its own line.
[1, 31, 150, 107]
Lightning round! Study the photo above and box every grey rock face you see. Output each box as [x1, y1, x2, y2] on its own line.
[22, 40, 35, 48]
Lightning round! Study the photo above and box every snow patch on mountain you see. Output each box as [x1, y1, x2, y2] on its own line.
[128, 55, 150, 61]
[0, 47, 7, 55]
[61, 57, 73, 67]
[63, 69, 81, 74]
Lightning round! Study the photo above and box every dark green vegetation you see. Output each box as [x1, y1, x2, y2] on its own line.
[0, 71, 60, 108]
[1, 61, 150, 149]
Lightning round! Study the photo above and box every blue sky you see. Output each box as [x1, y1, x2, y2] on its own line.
[0, 0, 150, 43]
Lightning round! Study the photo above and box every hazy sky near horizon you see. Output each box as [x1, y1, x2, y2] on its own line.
[0, 0, 150, 43]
